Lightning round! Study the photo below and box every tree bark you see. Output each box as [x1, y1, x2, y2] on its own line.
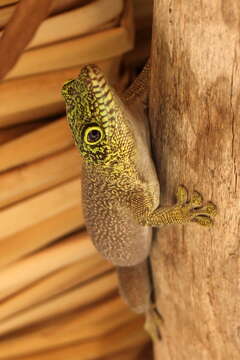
[149, 1, 240, 359]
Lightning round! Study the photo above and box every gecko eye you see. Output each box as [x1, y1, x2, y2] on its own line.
[84, 125, 103, 145]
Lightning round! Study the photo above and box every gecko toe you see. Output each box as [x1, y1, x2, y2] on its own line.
[144, 305, 163, 342]
[205, 202, 217, 217]
[191, 215, 214, 226]
[176, 185, 188, 205]
[190, 191, 203, 208]
[193, 202, 217, 217]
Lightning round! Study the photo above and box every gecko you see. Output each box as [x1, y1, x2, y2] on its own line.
[61, 62, 216, 340]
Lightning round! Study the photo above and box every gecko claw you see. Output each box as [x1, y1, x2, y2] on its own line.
[175, 186, 217, 226]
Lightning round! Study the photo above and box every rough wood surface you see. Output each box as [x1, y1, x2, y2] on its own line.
[150, 0, 240, 359]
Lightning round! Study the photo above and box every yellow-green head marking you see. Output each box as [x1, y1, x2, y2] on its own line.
[61, 65, 135, 169]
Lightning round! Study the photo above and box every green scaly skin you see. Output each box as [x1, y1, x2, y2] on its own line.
[61, 63, 217, 340]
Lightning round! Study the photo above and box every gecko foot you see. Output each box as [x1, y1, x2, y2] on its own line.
[175, 185, 217, 226]
[144, 304, 163, 342]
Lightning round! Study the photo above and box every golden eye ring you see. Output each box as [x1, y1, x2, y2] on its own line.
[84, 126, 103, 145]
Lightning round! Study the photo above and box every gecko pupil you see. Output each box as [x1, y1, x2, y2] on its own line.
[88, 129, 101, 143]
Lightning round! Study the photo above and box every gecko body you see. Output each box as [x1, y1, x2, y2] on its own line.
[62, 63, 216, 337]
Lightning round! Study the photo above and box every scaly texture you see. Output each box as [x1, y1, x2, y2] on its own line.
[62, 65, 216, 231]
[61, 64, 217, 324]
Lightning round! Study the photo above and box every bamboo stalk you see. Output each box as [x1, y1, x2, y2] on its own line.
[0, 231, 94, 300]
[0, 147, 81, 209]
[16, 318, 148, 360]
[0, 179, 85, 268]
[0, 204, 83, 268]
[6, 0, 133, 79]
[0, 0, 123, 44]
[0, 271, 117, 336]
[7, 28, 128, 79]
[0, 58, 121, 127]
[0, 296, 140, 358]
[25, 0, 124, 50]
[0, 254, 112, 323]
[0, 117, 72, 172]
[0, 178, 82, 239]
[0, 7, 119, 33]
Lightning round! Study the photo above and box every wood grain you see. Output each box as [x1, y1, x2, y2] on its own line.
[151, 0, 240, 358]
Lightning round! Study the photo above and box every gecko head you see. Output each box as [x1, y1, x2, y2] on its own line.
[61, 64, 135, 168]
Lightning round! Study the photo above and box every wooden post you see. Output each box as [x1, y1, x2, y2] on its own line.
[150, 0, 240, 358]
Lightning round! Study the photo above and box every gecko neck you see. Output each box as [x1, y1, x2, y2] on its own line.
[84, 159, 139, 186]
